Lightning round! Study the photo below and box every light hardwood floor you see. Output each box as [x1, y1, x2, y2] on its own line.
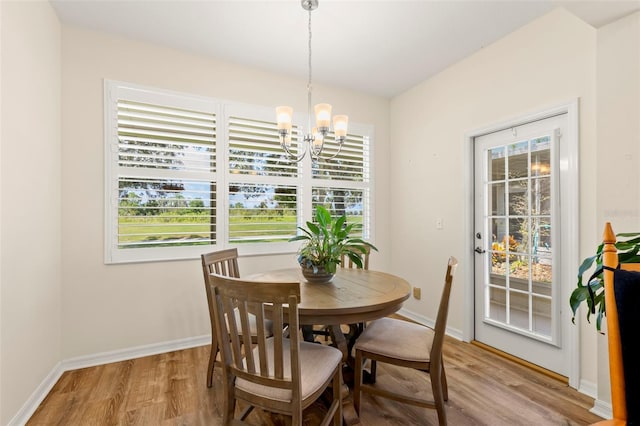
[27, 335, 601, 425]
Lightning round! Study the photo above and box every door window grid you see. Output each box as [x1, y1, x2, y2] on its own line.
[485, 134, 553, 339]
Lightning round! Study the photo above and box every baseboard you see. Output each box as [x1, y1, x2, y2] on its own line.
[8, 334, 210, 426]
[578, 379, 597, 399]
[61, 334, 210, 371]
[397, 308, 464, 341]
[590, 398, 612, 420]
[7, 361, 65, 426]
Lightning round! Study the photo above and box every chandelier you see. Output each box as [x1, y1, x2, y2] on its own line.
[276, 0, 348, 163]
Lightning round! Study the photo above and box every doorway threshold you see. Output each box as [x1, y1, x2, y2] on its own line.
[470, 340, 568, 384]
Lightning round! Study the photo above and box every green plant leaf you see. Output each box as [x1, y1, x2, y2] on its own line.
[306, 221, 320, 236]
[333, 215, 346, 234]
[576, 254, 597, 288]
[616, 237, 640, 249]
[569, 286, 588, 318]
[347, 252, 363, 268]
[616, 232, 640, 237]
[316, 205, 331, 228]
[572, 231, 640, 332]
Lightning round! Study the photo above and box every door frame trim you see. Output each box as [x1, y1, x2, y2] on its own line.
[462, 99, 580, 388]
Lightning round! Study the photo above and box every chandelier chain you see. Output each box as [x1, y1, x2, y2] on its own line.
[307, 7, 313, 134]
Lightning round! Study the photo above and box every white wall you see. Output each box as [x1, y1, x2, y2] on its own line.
[389, 7, 599, 383]
[597, 12, 640, 232]
[60, 26, 391, 359]
[0, 2, 62, 424]
[595, 10, 640, 406]
[1, 3, 3, 421]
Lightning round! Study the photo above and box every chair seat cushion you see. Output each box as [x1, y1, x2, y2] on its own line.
[236, 338, 342, 403]
[355, 317, 434, 362]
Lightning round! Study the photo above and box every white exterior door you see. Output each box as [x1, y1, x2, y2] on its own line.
[473, 114, 570, 376]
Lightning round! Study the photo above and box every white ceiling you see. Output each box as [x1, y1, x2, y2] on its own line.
[51, 0, 640, 98]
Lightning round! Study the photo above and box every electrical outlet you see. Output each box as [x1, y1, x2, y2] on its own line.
[436, 218, 443, 230]
[413, 287, 422, 299]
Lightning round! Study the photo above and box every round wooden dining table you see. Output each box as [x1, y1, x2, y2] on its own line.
[246, 266, 411, 359]
[245, 267, 411, 425]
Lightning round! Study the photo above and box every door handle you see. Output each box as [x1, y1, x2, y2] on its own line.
[474, 247, 486, 254]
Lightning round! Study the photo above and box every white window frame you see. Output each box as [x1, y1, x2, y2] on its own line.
[104, 80, 375, 264]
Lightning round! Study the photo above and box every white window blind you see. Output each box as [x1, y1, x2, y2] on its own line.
[105, 81, 374, 263]
[228, 116, 299, 178]
[310, 130, 371, 238]
[312, 134, 369, 182]
[227, 112, 299, 244]
[311, 187, 368, 238]
[116, 99, 217, 250]
[228, 183, 298, 243]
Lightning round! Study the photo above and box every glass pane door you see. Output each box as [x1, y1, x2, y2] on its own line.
[484, 135, 554, 340]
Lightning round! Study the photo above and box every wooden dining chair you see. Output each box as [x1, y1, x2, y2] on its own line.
[353, 256, 458, 426]
[211, 274, 343, 425]
[200, 248, 273, 388]
[592, 223, 640, 426]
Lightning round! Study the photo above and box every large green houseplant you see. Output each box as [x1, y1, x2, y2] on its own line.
[570, 230, 640, 331]
[289, 205, 377, 282]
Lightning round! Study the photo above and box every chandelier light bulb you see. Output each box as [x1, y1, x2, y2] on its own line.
[314, 103, 332, 131]
[333, 115, 348, 139]
[312, 127, 324, 150]
[276, 106, 293, 133]
[282, 133, 292, 148]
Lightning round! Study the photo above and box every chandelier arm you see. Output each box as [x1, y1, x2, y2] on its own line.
[312, 141, 344, 161]
[281, 139, 308, 163]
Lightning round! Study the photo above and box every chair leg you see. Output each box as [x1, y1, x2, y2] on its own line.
[333, 365, 343, 425]
[301, 325, 315, 342]
[221, 371, 236, 424]
[440, 357, 448, 401]
[292, 404, 303, 426]
[207, 338, 219, 388]
[431, 368, 447, 426]
[354, 349, 363, 415]
[370, 359, 377, 383]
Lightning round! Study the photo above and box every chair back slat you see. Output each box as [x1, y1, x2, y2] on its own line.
[287, 294, 302, 397]
[273, 304, 285, 379]
[253, 302, 269, 376]
[211, 274, 301, 392]
[202, 248, 240, 278]
[221, 296, 244, 369]
[236, 300, 256, 373]
[430, 257, 458, 368]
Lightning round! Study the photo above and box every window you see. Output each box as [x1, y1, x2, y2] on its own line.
[311, 132, 370, 237]
[226, 109, 299, 245]
[105, 81, 374, 263]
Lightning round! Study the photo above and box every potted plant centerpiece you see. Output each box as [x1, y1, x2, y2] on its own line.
[290, 205, 377, 283]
